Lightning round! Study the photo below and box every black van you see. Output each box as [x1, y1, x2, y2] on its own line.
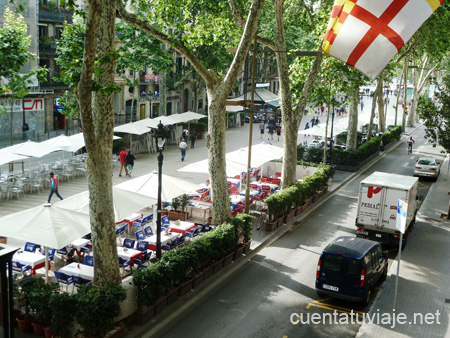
[315, 236, 388, 305]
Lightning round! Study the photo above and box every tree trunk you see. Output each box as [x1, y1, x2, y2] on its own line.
[346, 87, 359, 150]
[160, 69, 166, 116]
[207, 84, 231, 223]
[376, 78, 385, 132]
[367, 86, 378, 141]
[77, 0, 121, 286]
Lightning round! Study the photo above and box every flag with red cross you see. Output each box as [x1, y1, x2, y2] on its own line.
[323, 0, 444, 79]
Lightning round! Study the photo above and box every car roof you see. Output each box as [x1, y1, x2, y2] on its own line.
[323, 236, 378, 258]
[417, 157, 437, 162]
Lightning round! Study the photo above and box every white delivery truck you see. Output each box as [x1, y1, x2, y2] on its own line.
[355, 171, 418, 246]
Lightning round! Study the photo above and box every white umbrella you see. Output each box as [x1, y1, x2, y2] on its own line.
[298, 124, 346, 138]
[178, 158, 248, 177]
[0, 147, 27, 166]
[11, 140, 61, 177]
[113, 171, 201, 207]
[0, 204, 91, 281]
[41, 134, 74, 168]
[66, 132, 122, 153]
[56, 189, 151, 222]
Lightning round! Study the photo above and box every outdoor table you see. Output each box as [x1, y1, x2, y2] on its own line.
[168, 221, 196, 235]
[227, 178, 240, 187]
[116, 247, 143, 266]
[71, 238, 91, 256]
[12, 251, 47, 275]
[122, 212, 143, 228]
[146, 232, 179, 251]
[59, 262, 94, 281]
[253, 182, 279, 192]
[186, 201, 211, 223]
[230, 194, 245, 206]
[239, 189, 260, 198]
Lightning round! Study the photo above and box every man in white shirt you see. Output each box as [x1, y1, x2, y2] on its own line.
[179, 139, 188, 161]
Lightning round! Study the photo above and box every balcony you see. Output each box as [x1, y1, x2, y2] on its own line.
[39, 7, 73, 23]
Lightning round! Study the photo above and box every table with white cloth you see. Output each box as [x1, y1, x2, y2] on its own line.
[227, 178, 241, 187]
[71, 238, 91, 256]
[186, 201, 211, 223]
[146, 232, 179, 251]
[252, 182, 279, 192]
[116, 247, 143, 266]
[12, 251, 48, 275]
[230, 195, 246, 210]
[122, 212, 143, 228]
[59, 262, 94, 281]
[168, 221, 196, 235]
[239, 189, 260, 199]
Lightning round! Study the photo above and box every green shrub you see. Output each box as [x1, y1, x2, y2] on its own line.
[133, 223, 238, 309]
[74, 283, 126, 337]
[297, 144, 307, 161]
[49, 292, 76, 338]
[305, 147, 324, 163]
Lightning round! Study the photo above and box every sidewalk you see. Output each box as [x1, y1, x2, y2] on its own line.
[357, 156, 450, 338]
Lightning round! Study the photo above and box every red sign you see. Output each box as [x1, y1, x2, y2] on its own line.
[144, 74, 160, 84]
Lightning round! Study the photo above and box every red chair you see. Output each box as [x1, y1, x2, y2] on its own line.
[229, 185, 239, 196]
[200, 190, 210, 200]
[272, 178, 281, 185]
[266, 177, 273, 183]
[261, 185, 271, 193]
[275, 172, 282, 178]
[260, 177, 268, 183]
[227, 181, 232, 187]
[233, 175, 241, 179]
[249, 183, 258, 190]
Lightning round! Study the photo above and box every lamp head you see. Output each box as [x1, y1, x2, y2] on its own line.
[151, 121, 170, 151]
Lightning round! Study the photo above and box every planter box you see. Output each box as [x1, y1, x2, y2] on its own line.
[212, 259, 224, 273]
[168, 211, 188, 221]
[167, 286, 181, 305]
[265, 220, 278, 232]
[243, 239, 252, 253]
[178, 279, 194, 296]
[135, 305, 156, 325]
[233, 245, 245, 260]
[154, 295, 169, 315]
[203, 267, 213, 280]
[334, 163, 361, 172]
[193, 271, 205, 288]
[223, 253, 234, 267]
[286, 209, 296, 223]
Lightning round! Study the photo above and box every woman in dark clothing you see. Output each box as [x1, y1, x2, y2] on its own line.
[125, 151, 136, 177]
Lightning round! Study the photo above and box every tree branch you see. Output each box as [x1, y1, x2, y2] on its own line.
[116, 0, 215, 87]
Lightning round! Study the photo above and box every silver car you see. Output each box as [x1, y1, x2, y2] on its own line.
[414, 157, 441, 179]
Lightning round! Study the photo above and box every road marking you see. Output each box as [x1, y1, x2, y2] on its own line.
[307, 300, 366, 316]
[418, 182, 429, 189]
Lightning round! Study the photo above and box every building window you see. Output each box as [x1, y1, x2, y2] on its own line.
[198, 99, 203, 110]
[39, 25, 48, 37]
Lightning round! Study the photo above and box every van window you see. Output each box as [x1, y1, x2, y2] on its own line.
[376, 246, 383, 262]
[365, 254, 372, 274]
[347, 258, 361, 276]
[322, 254, 344, 273]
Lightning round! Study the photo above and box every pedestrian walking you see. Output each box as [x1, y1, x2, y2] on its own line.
[47, 172, 63, 203]
[320, 106, 324, 115]
[190, 130, 197, 148]
[310, 116, 316, 127]
[276, 124, 281, 141]
[259, 121, 265, 139]
[182, 128, 188, 141]
[179, 139, 188, 161]
[268, 125, 274, 140]
[361, 101, 364, 111]
[125, 150, 136, 176]
[118, 147, 128, 177]
[315, 116, 320, 126]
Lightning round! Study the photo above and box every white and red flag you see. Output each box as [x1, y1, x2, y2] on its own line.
[323, 0, 444, 79]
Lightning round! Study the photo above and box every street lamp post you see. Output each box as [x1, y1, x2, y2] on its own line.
[151, 121, 170, 259]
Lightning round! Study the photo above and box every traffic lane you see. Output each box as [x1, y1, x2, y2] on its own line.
[156, 185, 365, 338]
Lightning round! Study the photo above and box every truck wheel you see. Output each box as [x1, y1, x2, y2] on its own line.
[401, 234, 408, 250]
[363, 289, 372, 306]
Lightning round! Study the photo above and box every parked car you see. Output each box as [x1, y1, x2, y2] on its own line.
[414, 157, 441, 180]
[245, 113, 263, 123]
[316, 236, 388, 305]
[308, 140, 325, 148]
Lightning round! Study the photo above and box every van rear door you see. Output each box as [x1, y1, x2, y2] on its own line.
[319, 253, 361, 298]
